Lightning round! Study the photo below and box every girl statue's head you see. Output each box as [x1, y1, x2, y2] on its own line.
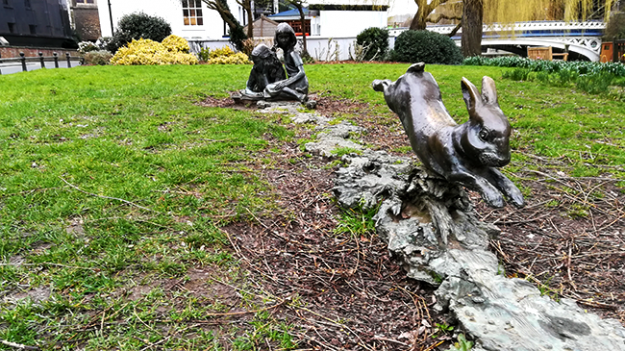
[274, 23, 297, 51]
[251, 44, 272, 62]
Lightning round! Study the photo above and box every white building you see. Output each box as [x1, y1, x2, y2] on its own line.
[98, 0, 388, 41]
[97, 0, 249, 40]
[267, 0, 389, 38]
[307, 0, 389, 37]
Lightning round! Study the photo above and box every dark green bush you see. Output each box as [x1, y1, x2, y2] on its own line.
[106, 12, 172, 53]
[389, 30, 463, 64]
[503, 67, 616, 96]
[356, 27, 389, 61]
[502, 68, 531, 81]
[576, 73, 613, 94]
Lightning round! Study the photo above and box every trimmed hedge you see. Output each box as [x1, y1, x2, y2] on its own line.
[356, 27, 389, 61]
[389, 30, 463, 64]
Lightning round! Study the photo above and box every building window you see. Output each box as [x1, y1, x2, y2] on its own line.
[76, 0, 95, 3]
[8, 22, 15, 33]
[29, 24, 36, 34]
[24, 0, 30, 8]
[182, 0, 203, 26]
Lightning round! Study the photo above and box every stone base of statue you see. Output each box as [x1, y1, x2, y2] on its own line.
[231, 91, 317, 110]
[333, 150, 625, 351]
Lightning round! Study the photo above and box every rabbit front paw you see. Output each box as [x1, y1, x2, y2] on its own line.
[480, 188, 505, 208]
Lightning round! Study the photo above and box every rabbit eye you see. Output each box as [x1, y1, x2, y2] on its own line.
[479, 131, 489, 140]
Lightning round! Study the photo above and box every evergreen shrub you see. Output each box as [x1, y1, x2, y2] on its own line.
[389, 30, 463, 64]
[356, 27, 389, 61]
[106, 12, 172, 53]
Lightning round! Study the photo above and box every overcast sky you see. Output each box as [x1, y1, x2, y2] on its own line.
[388, 0, 417, 17]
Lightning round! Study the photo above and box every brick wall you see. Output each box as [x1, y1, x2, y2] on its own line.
[74, 7, 102, 41]
[0, 46, 78, 58]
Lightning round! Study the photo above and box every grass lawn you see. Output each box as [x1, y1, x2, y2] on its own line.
[1, 63, 624, 350]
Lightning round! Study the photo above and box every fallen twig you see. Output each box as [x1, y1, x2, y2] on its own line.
[59, 176, 157, 213]
[0, 339, 39, 350]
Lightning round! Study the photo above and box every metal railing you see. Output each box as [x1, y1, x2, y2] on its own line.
[0, 52, 79, 75]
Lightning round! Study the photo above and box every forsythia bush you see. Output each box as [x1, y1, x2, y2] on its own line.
[162, 34, 190, 53]
[209, 46, 235, 59]
[206, 46, 250, 64]
[208, 52, 250, 65]
[111, 37, 198, 65]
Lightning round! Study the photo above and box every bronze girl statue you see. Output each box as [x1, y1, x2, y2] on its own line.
[243, 44, 286, 99]
[263, 23, 309, 102]
[239, 23, 309, 102]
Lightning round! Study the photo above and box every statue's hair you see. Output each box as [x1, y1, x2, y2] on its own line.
[274, 23, 297, 50]
[251, 43, 273, 59]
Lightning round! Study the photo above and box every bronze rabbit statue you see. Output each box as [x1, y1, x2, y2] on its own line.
[373, 63, 525, 208]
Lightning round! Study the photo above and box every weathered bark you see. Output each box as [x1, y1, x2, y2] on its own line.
[296, 3, 308, 53]
[285, 0, 310, 56]
[461, 0, 483, 57]
[409, 0, 450, 30]
[202, 0, 248, 50]
[236, 0, 254, 38]
[410, 4, 428, 29]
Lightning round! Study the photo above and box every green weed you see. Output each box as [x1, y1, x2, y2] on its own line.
[431, 322, 454, 338]
[446, 334, 474, 351]
[331, 146, 363, 158]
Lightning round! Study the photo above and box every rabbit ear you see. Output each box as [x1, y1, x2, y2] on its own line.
[461, 77, 481, 115]
[481, 76, 498, 105]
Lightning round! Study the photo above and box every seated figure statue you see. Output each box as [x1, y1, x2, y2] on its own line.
[263, 23, 309, 102]
[241, 43, 286, 100]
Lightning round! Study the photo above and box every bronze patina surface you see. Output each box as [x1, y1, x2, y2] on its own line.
[238, 23, 309, 102]
[373, 63, 524, 208]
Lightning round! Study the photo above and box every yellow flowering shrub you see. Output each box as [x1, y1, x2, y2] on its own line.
[207, 52, 250, 65]
[162, 34, 190, 53]
[209, 46, 235, 59]
[111, 38, 198, 65]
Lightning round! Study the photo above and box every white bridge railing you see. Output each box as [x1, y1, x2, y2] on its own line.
[390, 20, 606, 36]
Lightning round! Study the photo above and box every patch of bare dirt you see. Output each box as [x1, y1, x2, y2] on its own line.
[475, 173, 625, 324]
[196, 95, 237, 108]
[219, 140, 446, 351]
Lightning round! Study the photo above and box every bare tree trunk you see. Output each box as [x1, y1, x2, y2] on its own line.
[461, 0, 483, 57]
[410, 5, 428, 30]
[202, 0, 248, 51]
[238, 0, 254, 39]
[296, 5, 308, 53]
[409, 0, 450, 30]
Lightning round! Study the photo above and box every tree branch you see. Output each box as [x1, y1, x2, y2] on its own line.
[448, 21, 462, 36]
[427, 13, 462, 22]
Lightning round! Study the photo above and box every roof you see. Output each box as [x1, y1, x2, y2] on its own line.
[254, 14, 279, 25]
[268, 8, 310, 18]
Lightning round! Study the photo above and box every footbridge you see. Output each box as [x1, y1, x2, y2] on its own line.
[390, 21, 606, 61]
